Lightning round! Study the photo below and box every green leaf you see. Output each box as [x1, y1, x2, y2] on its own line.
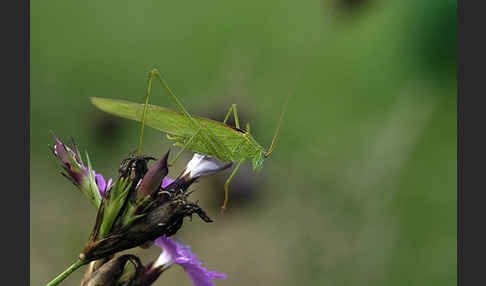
[85, 150, 102, 208]
[98, 177, 132, 238]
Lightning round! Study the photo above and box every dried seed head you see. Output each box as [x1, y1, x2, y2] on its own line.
[80, 192, 212, 262]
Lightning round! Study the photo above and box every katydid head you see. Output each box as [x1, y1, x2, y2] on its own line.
[252, 151, 266, 171]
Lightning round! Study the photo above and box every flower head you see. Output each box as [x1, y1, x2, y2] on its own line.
[79, 151, 230, 263]
[151, 236, 227, 286]
[80, 152, 221, 262]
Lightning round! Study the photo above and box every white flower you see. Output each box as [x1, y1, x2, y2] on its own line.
[181, 154, 232, 180]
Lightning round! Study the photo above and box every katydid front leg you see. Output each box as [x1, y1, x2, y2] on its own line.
[221, 159, 244, 213]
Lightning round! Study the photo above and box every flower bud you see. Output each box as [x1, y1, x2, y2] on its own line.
[80, 255, 143, 286]
[50, 133, 107, 207]
[80, 256, 113, 286]
[137, 151, 169, 198]
[51, 133, 87, 186]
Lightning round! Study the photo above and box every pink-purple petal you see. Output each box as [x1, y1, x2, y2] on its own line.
[183, 263, 227, 286]
[94, 172, 112, 197]
[154, 236, 179, 259]
[154, 236, 226, 286]
[161, 177, 174, 188]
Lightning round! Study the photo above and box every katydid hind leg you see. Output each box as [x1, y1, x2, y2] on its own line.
[222, 105, 233, 124]
[150, 69, 197, 124]
[223, 104, 241, 129]
[150, 69, 227, 160]
[221, 159, 244, 213]
[245, 122, 251, 133]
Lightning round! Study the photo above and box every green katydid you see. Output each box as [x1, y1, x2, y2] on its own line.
[91, 69, 289, 212]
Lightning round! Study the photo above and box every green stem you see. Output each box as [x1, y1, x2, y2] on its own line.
[45, 259, 85, 286]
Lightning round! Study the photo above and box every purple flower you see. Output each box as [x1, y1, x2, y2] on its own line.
[52, 134, 87, 186]
[51, 133, 111, 207]
[79, 151, 226, 263]
[161, 177, 173, 188]
[152, 236, 227, 286]
[94, 172, 112, 198]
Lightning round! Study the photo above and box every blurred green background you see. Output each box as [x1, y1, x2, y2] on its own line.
[30, 0, 457, 285]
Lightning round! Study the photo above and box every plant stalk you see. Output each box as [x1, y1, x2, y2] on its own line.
[45, 259, 85, 286]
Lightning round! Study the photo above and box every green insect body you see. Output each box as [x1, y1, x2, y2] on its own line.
[91, 69, 287, 211]
[91, 98, 267, 171]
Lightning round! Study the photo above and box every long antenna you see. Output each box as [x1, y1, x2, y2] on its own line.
[265, 90, 292, 157]
[137, 71, 153, 155]
[264, 5, 330, 158]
